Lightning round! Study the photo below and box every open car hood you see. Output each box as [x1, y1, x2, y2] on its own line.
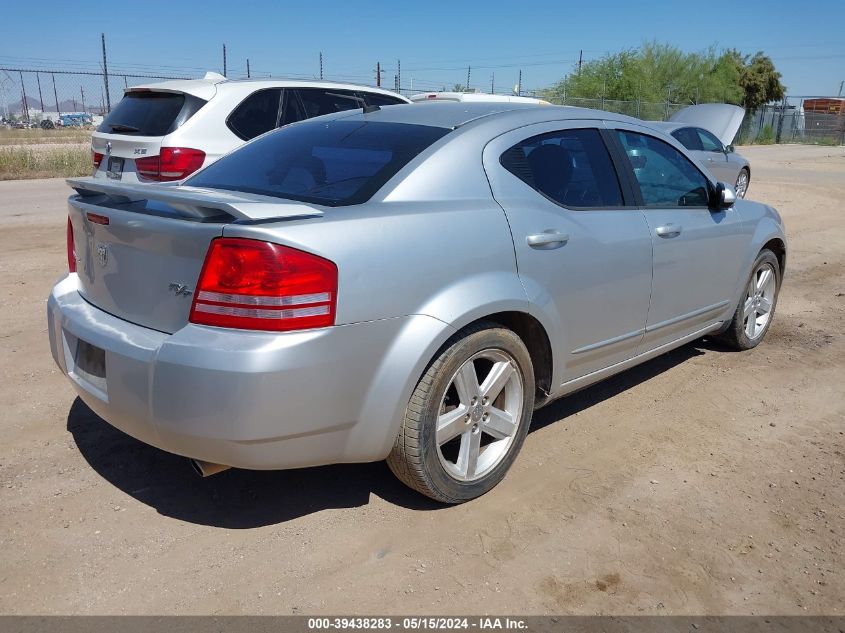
[669, 104, 745, 147]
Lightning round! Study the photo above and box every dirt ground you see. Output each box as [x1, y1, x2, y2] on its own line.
[0, 144, 842, 615]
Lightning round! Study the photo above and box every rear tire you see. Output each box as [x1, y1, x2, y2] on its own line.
[717, 249, 780, 350]
[387, 322, 535, 503]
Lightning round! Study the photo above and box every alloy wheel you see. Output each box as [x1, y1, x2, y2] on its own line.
[435, 350, 524, 482]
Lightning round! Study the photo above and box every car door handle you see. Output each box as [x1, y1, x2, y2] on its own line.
[655, 224, 682, 238]
[526, 231, 569, 249]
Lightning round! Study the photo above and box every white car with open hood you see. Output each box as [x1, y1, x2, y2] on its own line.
[650, 104, 751, 197]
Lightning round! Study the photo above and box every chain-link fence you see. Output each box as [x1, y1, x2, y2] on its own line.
[3, 67, 843, 145]
[0, 68, 190, 128]
[736, 97, 845, 145]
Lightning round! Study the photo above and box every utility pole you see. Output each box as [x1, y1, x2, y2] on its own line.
[517, 70, 522, 97]
[247, 59, 251, 78]
[319, 52, 323, 80]
[51, 73, 60, 117]
[578, 50, 583, 74]
[223, 44, 227, 77]
[466, 66, 471, 91]
[101, 33, 111, 112]
[36, 72, 44, 114]
[376, 61, 381, 87]
[491, 73, 494, 94]
[838, 80, 843, 97]
[397, 59, 400, 93]
[19, 71, 29, 124]
[80, 85, 86, 114]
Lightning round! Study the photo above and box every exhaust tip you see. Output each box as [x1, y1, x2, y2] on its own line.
[189, 459, 231, 478]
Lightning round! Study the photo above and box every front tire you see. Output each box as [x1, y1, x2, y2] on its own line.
[718, 249, 780, 350]
[735, 168, 750, 198]
[387, 322, 535, 503]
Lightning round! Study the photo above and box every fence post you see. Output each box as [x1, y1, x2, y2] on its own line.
[19, 71, 30, 124]
[101, 33, 111, 113]
[775, 96, 787, 144]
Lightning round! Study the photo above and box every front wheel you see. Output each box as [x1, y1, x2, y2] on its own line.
[735, 168, 750, 198]
[718, 249, 781, 350]
[387, 322, 535, 503]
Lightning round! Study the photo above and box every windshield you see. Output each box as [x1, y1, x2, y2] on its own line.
[186, 119, 450, 206]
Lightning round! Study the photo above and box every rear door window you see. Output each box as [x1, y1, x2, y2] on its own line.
[226, 88, 282, 140]
[499, 128, 624, 208]
[295, 88, 365, 119]
[97, 91, 203, 136]
[617, 130, 711, 208]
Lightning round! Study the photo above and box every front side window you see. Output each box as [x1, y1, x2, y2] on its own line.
[187, 120, 449, 206]
[696, 128, 724, 152]
[500, 128, 624, 208]
[617, 130, 710, 208]
[671, 127, 703, 151]
[227, 89, 282, 140]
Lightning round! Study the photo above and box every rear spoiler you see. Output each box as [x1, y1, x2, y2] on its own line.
[66, 177, 324, 222]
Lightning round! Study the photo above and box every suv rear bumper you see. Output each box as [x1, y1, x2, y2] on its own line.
[48, 274, 445, 470]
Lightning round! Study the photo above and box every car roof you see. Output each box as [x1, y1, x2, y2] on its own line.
[325, 101, 643, 130]
[125, 73, 410, 102]
[409, 92, 550, 105]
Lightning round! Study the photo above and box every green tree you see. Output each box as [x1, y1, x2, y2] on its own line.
[727, 50, 786, 110]
[541, 41, 758, 107]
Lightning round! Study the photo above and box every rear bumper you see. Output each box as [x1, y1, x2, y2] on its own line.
[48, 274, 447, 470]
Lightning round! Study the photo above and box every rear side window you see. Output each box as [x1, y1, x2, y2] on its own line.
[97, 91, 205, 136]
[500, 128, 624, 208]
[617, 130, 710, 208]
[363, 92, 408, 107]
[186, 120, 449, 206]
[227, 88, 282, 140]
[295, 88, 364, 118]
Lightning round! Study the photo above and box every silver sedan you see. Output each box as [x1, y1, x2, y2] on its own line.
[49, 102, 786, 502]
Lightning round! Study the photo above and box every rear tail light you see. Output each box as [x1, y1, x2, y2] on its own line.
[92, 150, 104, 171]
[189, 238, 337, 332]
[67, 216, 76, 273]
[136, 147, 206, 182]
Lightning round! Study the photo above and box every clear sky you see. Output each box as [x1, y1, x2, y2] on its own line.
[1, 0, 843, 96]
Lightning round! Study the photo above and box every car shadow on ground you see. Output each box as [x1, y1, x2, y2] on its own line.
[67, 342, 707, 529]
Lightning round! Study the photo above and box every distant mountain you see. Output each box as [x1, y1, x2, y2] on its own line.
[5, 97, 103, 114]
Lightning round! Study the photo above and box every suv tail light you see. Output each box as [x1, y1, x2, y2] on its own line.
[189, 238, 337, 332]
[67, 216, 76, 273]
[136, 147, 206, 182]
[92, 150, 104, 171]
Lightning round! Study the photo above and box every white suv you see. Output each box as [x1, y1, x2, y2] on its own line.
[91, 73, 410, 183]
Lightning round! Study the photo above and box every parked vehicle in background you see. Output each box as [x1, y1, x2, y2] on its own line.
[51, 103, 785, 503]
[410, 92, 550, 105]
[650, 104, 751, 197]
[60, 113, 94, 128]
[91, 73, 410, 184]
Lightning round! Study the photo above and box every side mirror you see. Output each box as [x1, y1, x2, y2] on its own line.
[715, 182, 736, 209]
[725, 144, 735, 154]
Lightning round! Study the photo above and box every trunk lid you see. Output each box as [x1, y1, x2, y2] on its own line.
[668, 103, 746, 147]
[67, 178, 324, 334]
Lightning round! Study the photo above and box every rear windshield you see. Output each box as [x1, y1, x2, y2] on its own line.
[186, 120, 449, 206]
[97, 91, 205, 136]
